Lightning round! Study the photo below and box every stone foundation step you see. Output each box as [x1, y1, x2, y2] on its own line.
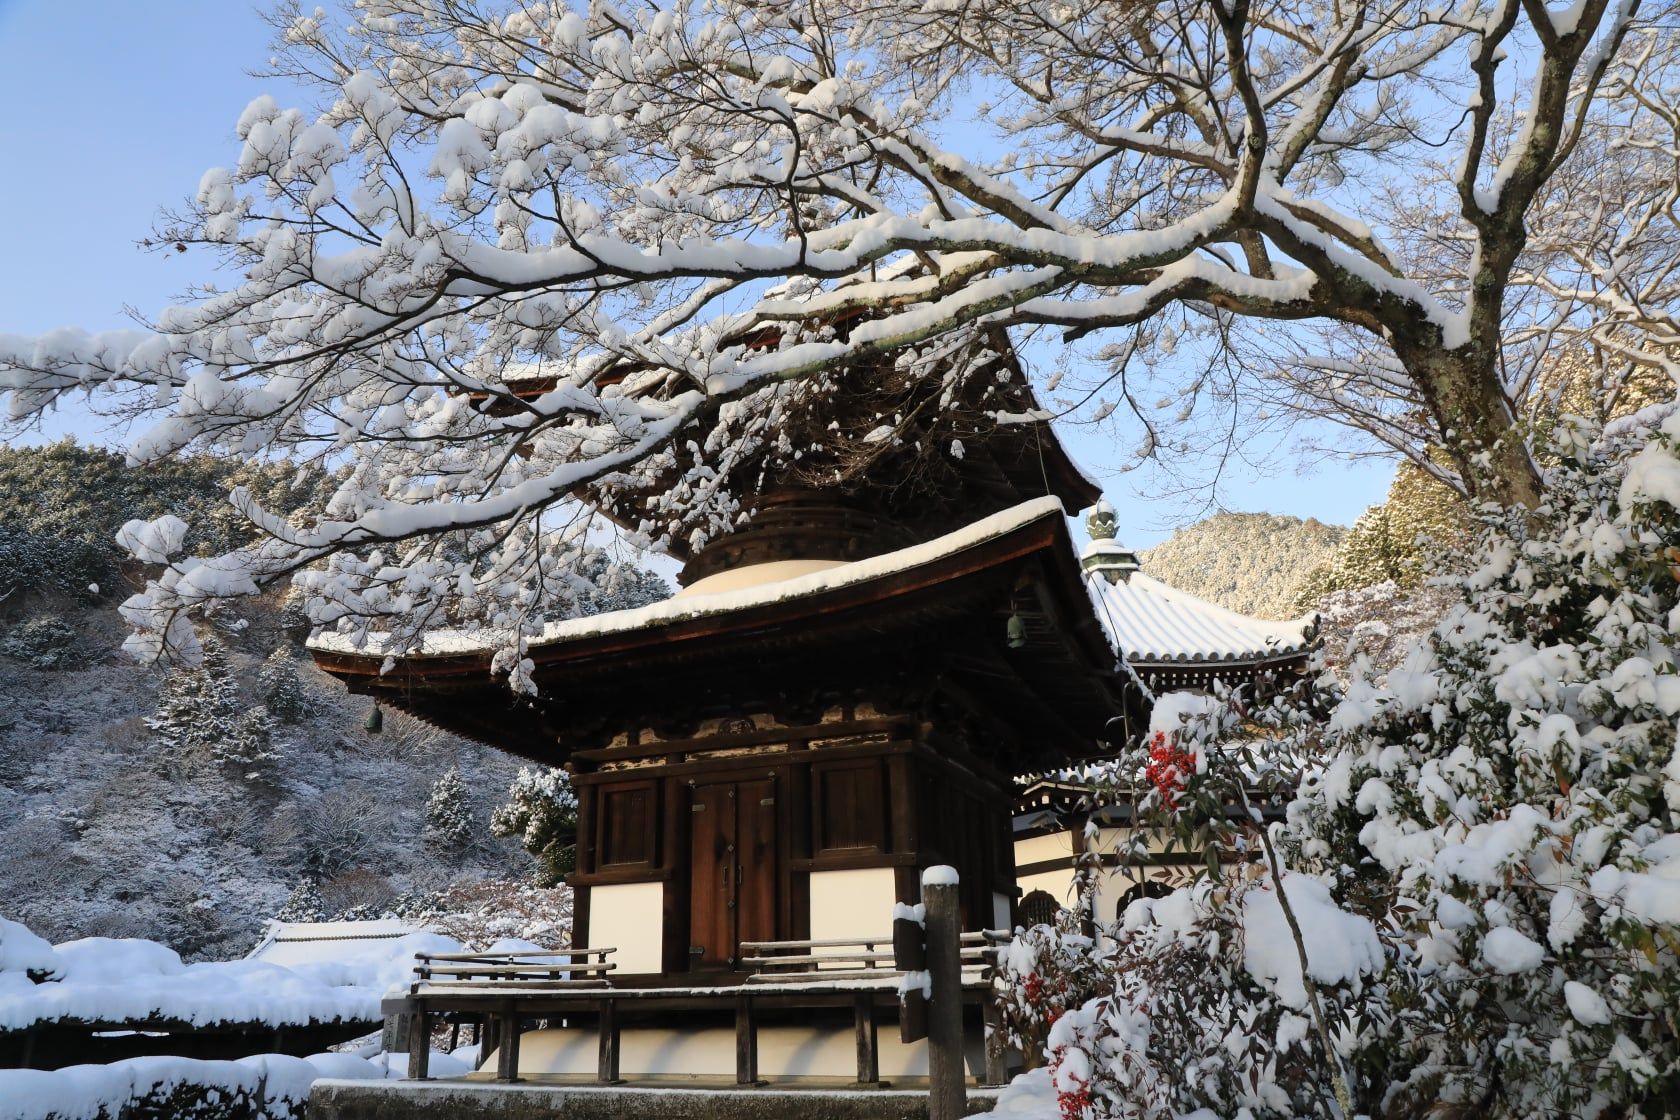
[309, 1079, 1002, 1120]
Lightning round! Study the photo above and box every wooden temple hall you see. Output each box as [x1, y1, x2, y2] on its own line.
[307, 335, 1315, 1086]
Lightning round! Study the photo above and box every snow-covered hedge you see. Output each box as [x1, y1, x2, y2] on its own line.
[0, 1053, 381, 1120]
[0, 1047, 481, 1120]
[0, 918, 461, 1032]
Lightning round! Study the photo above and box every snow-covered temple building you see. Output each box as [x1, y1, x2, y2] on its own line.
[1013, 503, 1318, 926]
[306, 334, 1318, 1085]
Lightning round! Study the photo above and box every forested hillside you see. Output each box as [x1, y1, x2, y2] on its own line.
[0, 443, 659, 960]
[1138, 512, 1345, 619]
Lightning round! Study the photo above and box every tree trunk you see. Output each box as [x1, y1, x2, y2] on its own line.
[1400, 344, 1544, 509]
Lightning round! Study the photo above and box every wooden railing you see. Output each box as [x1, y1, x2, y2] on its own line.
[411, 947, 617, 991]
[740, 931, 1007, 984]
[399, 926, 1014, 1091]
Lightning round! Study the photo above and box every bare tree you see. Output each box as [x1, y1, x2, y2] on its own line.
[0, 0, 1671, 662]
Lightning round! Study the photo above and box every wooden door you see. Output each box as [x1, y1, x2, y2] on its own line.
[736, 778, 778, 952]
[689, 778, 778, 970]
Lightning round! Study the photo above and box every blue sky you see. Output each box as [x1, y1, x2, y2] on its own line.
[0, 0, 1394, 548]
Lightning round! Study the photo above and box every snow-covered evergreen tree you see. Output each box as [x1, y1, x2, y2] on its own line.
[258, 648, 312, 724]
[145, 634, 242, 759]
[1291, 460, 1468, 609]
[0, 616, 85, 671]
[490, 767, 578, 887]
[425, 767, 475, 855]
[214, 706, 280, 779]
[275, 879, 324, 923]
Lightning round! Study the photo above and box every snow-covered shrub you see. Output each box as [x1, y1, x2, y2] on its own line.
[1275, 409, 1680, 1117]
[490, 767, 578, 887]
[0, 617, 85, 671]
[1037, 409, 1680, 1119]
[425, 767, 475, 855]
[0, 1050, 396, 1120]
[994, 910, 1113, 1065]
[1043, 877, 1386, 1120]
[1026, 689, 1383, 1118]
[1, 916, 63, 981]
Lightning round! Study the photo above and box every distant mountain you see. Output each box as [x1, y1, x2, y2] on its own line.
[0, 442, 657, 961]
[0, 591, 538, 961]
[1139, 512, 1347, 619]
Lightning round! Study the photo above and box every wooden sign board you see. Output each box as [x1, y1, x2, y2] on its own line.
[894, 912, 928, 1044]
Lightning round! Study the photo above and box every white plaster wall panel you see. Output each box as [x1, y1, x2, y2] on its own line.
[808, 867, 899, 941]
[502, 1025, 986, 1081]
[1013, 831, 1076, 868]
[587, 882, 664, 974]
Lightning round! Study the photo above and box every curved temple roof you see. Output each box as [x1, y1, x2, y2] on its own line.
[310, 497, 1072, 660]
[1087, 570, 1317, 666]
[308, 496, 1140, 765]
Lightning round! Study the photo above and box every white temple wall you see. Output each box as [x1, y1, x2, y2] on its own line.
[497, 1024, 986, 1081]
[808, 867, 899, 941]
[1014, 830, 1076, 866]
[587, 882, 664, 974]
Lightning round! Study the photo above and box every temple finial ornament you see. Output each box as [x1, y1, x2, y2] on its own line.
[1080, 499, 1140, 583]
[1086, 499, 1118, 541]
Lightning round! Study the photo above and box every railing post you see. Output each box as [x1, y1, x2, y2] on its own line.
[496, 1001, 522, 1083]
[735, 994, 759, 1085]
[406, 1002, 431, 1081]
[923, 866, 966, 1120]
[854, 992, 879, 1085]
[597, 997, 621, 1084]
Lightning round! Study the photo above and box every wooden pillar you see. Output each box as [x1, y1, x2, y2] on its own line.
[406, 1004, 431, 1081]
[495, 1002, 522, 1083]
[924, 867, 967, 1120]
[597, 998, 621, 1084]
[853, 993, 879, 1085]
[735, 994, 759, 1085]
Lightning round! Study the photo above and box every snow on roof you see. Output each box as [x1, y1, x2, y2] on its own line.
[248, 919, 432, 970]
[310, 496, 1069, 659]
[1088, 569, 1316, 665]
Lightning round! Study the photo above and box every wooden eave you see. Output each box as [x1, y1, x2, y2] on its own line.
[312, 508, 1136, 768]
